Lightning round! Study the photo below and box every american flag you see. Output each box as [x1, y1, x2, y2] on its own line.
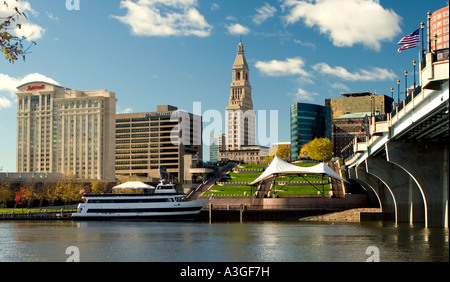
[397, 29, 420, 53]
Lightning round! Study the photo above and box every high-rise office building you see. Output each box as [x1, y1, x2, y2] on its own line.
[429, 5, 449, 53]
[290, 102, 332, 161]
[209, 134, 225, 163]
[16, 82, 117, 182]
[331, 113, 369, 160]
[325, 92, 393, 160]
[325, 92, 393, 119]
[115, 105, 202, 183]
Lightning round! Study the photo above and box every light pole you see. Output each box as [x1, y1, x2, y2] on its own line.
[427, 12, 432, 53]
[420, 21, 425, 59]
[434, 34, 438, 53]
[413, 60, 416, 94]
[397, 79, 400, 105]
[390, 87, 394, 100]
[404, 71, 408, 100]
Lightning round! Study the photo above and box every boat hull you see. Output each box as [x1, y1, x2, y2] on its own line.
[72, 199, 209, 221]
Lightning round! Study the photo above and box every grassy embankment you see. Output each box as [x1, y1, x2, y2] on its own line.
[201, 163, 331, 197]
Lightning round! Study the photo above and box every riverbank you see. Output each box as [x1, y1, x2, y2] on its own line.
[0, 208, 383, 223]
[0, 210, 74, 220]
[298, 208, 383, 223]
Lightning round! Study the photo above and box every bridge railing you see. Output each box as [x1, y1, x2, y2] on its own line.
[345, 50, 448, 167]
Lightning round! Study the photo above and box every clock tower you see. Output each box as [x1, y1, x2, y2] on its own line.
[225, 42, 256, 149]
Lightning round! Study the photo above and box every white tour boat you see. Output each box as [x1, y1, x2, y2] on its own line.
[72, 181, 209, 220]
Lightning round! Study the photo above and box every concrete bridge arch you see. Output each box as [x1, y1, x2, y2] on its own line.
[385, 142, 448, 228]
[349, 142, 448, 228]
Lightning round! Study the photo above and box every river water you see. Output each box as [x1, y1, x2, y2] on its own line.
[0, 220, 448, 262]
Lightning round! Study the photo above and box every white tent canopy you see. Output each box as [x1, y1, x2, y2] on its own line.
[112, 181, 155, 190]
[249, 157, 346, 185]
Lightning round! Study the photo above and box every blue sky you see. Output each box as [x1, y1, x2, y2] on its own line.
[0, 0, 448, 171]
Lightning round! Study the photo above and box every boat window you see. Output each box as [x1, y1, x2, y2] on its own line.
[160, 186, 174, 190]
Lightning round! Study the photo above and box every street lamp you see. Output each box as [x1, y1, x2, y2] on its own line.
[404, 71, 408, 100]
[420, 21, 425, 59]
[390, 87, 394, 100]
[434, 34, 438, 52]
[413, 60, 416, 93]
[397, 79, 400, 105]
[427, 12, 432, 53]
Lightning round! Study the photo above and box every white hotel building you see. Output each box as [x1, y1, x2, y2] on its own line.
[16, 82, 117, 182]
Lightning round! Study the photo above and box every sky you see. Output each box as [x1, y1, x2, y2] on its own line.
[0, 0, 448, 171]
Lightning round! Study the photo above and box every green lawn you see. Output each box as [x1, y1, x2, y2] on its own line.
[212, 162, 331, 196]
[201, 181, 331, 197]
[272, 184, 331, 195]
[201, 185, 255, 197]
[234, 164, 266, 170]
[221, 172, 262, 182]
[221, 171, 327, 183]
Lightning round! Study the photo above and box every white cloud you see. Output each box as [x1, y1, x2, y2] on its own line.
[293, 39, 316, 50]
[282, 0, 401, 51]
[46, 12, 59, 21]
[0, 1, 46, 41]
[253, 3, 277, 25]
[313, 62, 396, 81]
[13, 22, 46, 40]
[211, 3, 220, 11]
[0, 96, 12, 109]
[330, 82, 350, 91]
[112, 0, 212, 37]
[0, 73, 59, 109]
[226, 23, 250, 35]
[255, 57, 311, 77]
[289, 88, 319, 102]
[117, 106, 134, 114]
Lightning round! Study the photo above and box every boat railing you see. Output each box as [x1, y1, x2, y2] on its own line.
[83, 192, 185, 197]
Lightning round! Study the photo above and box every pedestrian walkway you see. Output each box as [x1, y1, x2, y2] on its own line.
[187, 162, 238, 200]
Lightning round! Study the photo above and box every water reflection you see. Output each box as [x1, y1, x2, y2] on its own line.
[0, 221, 448, 262]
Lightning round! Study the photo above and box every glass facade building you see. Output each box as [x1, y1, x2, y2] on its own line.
[290, 103, 332, 161]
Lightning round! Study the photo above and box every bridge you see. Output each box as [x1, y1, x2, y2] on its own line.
[345, 50, 449, 228]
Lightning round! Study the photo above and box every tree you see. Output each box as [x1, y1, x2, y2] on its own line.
[91, 181, 109, 194]
[299, 142, 311, 160]
[264, 144, 292, 165]
[55, 174, 83, 205]
[299, 138, 333, 162]
[1, 0, 36, 63]
[14, 187, 30, 211]
[29, 181, 53, 207]
[0, 181, 13, 208]
[276, 144, 291, 162]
